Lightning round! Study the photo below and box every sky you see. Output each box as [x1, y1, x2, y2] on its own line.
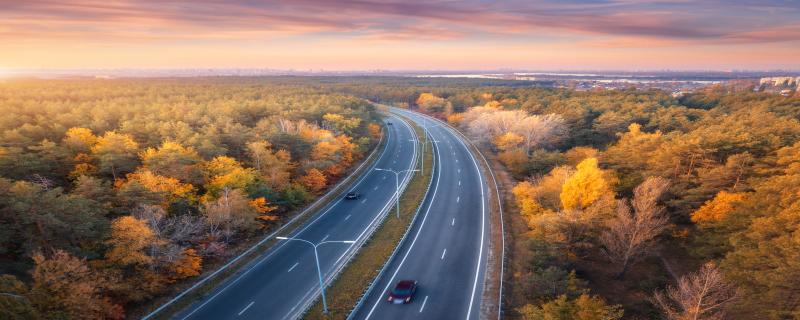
[1, 0, 799, 71]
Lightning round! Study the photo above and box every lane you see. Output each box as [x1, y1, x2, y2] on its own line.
[178, 114, 419, 320]
[351, 108, 490, 320]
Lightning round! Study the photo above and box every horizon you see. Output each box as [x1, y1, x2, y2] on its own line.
[2, 1, 799, 71]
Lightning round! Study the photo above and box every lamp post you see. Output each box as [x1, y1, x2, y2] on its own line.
[275, 236, 355, 315]
[374, 168, 419, 218]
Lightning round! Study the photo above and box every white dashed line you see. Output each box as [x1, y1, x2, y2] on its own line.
[441, 249, 447, 260]
[287, 262, 299, 272]
[458, 169, 460, 173]
[457, 196, 460, 203]
[419, 296, 429, 313]
[344, 214, 351, 221]
[321, 234, 330, 242]
[374, 186, 379, 190]
[361, 198, 367, 204]
[458, 180, 461, 186]
[237, 301, 255, 316]
[451, 218, 455, 226]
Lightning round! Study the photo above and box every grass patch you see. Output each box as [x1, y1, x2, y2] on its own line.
[304, 115, 434, 320]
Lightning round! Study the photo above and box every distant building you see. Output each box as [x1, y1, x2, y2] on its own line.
[760, 76, 799, 87]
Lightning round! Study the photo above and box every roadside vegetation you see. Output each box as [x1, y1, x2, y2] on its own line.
[0, 78, 382, 319]
[305, 114, 433, 320]
[329, 79, 800, 319]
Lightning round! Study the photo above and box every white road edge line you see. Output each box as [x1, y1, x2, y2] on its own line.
[287, 262, 299, 272]
[237, 301, 255, 316]
[441, 249, 447, 260]
[419, 296, 429, 313]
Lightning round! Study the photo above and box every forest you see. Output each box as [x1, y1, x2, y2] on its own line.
[1, 76, 799, 319]
[0, 78, 380, 319]
[333, 79, 800, 319]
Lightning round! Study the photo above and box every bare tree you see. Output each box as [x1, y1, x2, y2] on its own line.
[600, 176, 670, 278]
[512, 114, 564, 155]
[653, 263, 739, 320]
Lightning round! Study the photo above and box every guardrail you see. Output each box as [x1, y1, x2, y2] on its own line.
[291, 112, 421, 320]
[141, 117, 390, 320]
[344, 109, 437, 319]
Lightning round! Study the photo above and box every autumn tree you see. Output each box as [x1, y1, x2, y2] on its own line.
[561, 158, 612, 210]
[299, 168, 327, 193]
[203, 188, 259, 242]
[653, 263, 739, 320]
[92, 131, 139, 180]
[416, 93, 449, 113]
[202, 156, 259, 197]
[119, 169, 196, 208]
[29, 250, 122, 320]
[106, 216, 158, 267]
[62, 127, 98, 155]
[322, 113, 361, 135]
[246, 140, 293, 189]
[140, 141, 203, 184]
[517, 294, 623, 320]
[600, 176, 670, 278]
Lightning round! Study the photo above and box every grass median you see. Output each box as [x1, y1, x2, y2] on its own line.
[304, 116, 434, 320]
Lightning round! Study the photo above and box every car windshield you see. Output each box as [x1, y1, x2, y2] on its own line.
[392, 288, 411, 295]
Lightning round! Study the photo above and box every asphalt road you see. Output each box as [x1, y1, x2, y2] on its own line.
[350, 108, 490, 320]
[176, 114, 419, 320]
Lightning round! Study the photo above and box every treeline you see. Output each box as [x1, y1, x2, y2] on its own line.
[0, 78, 380, 319]
[325, 78, 799, 319]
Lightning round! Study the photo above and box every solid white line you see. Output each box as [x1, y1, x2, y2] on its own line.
[287, 262, 299, 272]
[237, 301, 254, 316]
[321, 234, 330, 242]
[364, 125, 442, 320]
[419, 295, 429, 313]
[452, 218, 455, 226]
[441, 249, 447, 260]
[344, 214, 351, 221]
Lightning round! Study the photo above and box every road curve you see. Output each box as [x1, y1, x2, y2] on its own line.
[350, 108, 491, 320]
[176, 114, 419, 320]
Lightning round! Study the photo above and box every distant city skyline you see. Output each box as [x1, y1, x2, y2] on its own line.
[1, 0, 799, 71]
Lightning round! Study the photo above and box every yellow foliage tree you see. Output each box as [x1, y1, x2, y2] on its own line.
[493, 132, 524, 152]
[561, 158, 611, 210]
[171, 248, 202, 279]
[250, 197, 279, 222]
[106, 216, 158, 267]
[299, 168, 327, 193]
[368, 123, 382, 140]
[691, 191, 747, 223]
[63, 127, 98, 154]
[121, 169, 195, 206]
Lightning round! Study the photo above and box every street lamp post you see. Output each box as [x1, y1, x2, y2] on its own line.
[374, 168, 419, 218]
[275, 236, 355, 315]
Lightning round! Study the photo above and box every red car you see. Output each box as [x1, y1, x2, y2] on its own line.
[387, 280, 418, 304]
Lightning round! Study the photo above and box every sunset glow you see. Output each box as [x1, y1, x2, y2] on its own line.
[1, 0, 799, 70]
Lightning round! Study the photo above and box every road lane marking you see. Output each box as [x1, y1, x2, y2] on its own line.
[344, 214, 351, 221]
[458, 180, 461, 186]
[458, 169, 460, 173]
[457, 196, 460, 203]
[288, 262, 299, 272]
[452, 218, 455, 226]
[382, 176, 386, 180]
[441, 249, 447, 260]
[456, 159, 458, 163]
[321, 234, 330, 242]
[374, 186, 379, 190]
[419, 296, 429, 313]
[237, 301, 254, 316]
[361, 198, 367, 204]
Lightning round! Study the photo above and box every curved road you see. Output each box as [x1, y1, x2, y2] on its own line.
[176, 114, 419, 320]
[351, 108, 491, 320]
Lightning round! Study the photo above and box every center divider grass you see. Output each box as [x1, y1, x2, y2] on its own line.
[304, 115, 434, 320]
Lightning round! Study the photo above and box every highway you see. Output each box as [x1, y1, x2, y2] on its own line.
[350, 108, 491, 320]
[176, 113, 419, 320]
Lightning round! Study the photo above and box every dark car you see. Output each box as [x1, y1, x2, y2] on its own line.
[386, 121, 393, 125]
[345, 192, 361, 200]
[387, 280, 417, 304]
